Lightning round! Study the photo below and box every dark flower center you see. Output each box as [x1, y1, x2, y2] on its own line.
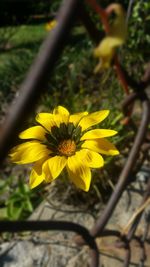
[44, 122, 83, 156]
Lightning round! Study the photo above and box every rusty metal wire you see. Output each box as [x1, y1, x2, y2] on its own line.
[0, 0, 150, 267]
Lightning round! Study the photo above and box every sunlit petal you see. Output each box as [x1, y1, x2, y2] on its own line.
[81, 129, 117, 140]
[53, 106, 70, 126]
[42, 160, 53, 183]
[76, 149, 104, 168]
[19, 126, 46, 141]
[79, 110, 109, 131]
[82, 138, 119, 155]
[53, 106, 69, 116]
[67, 154, 91, 191]
[30, 169, 45, 189]
[69, 112, 88, 126]
[29, 158, 47, 189]
[36, 113, 56, 131]
[46, 155, 67, 180]
[10, 141, 50, 164]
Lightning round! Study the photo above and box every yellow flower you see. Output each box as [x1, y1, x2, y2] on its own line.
[9, 106, 119, 192]
[94, 4, 127, 72]
[45, 20, 57, 31]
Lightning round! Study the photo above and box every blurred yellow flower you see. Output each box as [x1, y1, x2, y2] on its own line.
[10, 106, 119, 191]
[46, 20, 57, 31]
[94, 4, 127, 72]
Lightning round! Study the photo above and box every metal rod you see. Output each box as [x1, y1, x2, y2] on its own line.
[90, 98, 150, 237]
[0, 0, 80, 162]
[123, 247, 131, 267]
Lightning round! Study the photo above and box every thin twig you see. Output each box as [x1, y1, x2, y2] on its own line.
[121, 198, 150, 235]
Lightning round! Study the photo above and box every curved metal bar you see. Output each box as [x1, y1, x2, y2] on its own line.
[123, 247, 131, 267]
[0, 220, 99, 267]
[122, 92, 137, 115]
[90, 98, 150, 237]
[0, 0, 80, 162]
[98, 229, 120, 238]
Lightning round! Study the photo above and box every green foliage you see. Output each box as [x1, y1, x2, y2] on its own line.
[0, 27, 16, 51]
[119, 1, 150, 81]
[48, 0, 62, 13]
[127, 1, 150, 53]
[0, 24, 46, 114]
[6, 180, 33, 220]
[0, 176, 42, 220]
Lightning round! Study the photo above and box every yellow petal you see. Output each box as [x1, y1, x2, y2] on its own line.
[67, 154, 91, 191]
[46, 155, 67, 180]
[79, 110, 109, 131]
[94, 4, 127, 71]
[30, 169, 45, 189]
[81, 129, 117, 140]
[9, 141, 50, 164]
[82, 138, 119, 156]
[53, 106, 69, 116]
[53, 106, 70, 126]
[110, 4, 127, 41]
[19, 126, 46, 141]
[53, 114, 69, 127]
[46, 20, 57, 31]
[76, 149, 104, 168]
[29, 158, 47, 189]
[69, 112, 88, 126]
[94, 36, 124, 57]
[42, 160, 53, 183]
[36, 113, 56, 131]
[94, 37, 122, 71]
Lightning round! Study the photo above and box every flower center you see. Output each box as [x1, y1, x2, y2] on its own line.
[58, 139, 76, 157]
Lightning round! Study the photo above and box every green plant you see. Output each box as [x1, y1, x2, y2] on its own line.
[6, 179, 33, 220]
[121, 0, 150, 81]
[0, 176, 42, 220]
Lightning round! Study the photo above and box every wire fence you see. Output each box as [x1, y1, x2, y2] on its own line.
[0, 1, 150, 267]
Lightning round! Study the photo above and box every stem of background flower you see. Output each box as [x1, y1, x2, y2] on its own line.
[114, 56, 133, 125]
[114, 56, 129, 95]
[113, 59, 132, 126]
[86, 0, 109, 33]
